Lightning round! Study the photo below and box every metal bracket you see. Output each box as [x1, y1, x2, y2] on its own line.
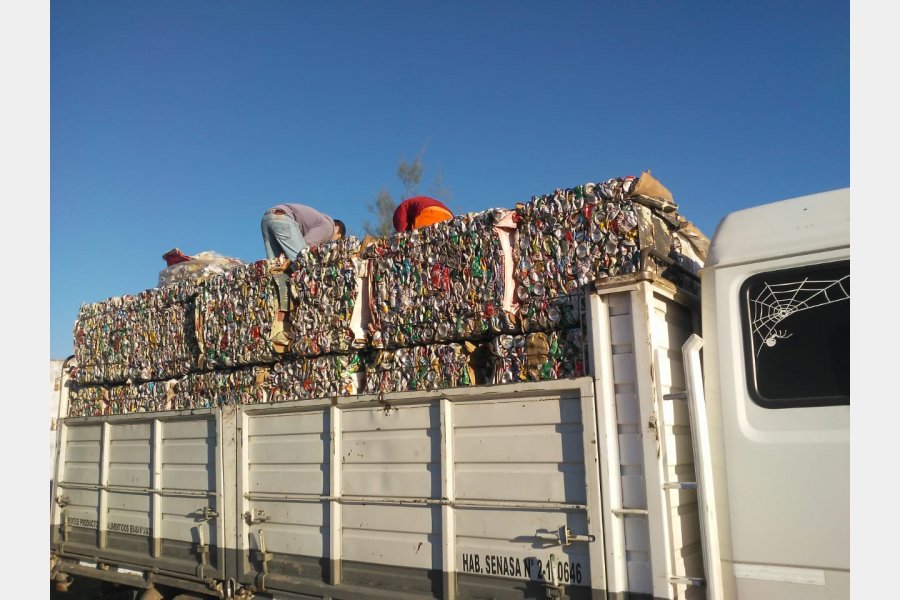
[253, 529, 272, 593]
[60, 508, 70, 550]
[244, 509, 270, 525]
[544, 553, 561, 599]
[194, 526, 210, 580]
[197, 506, 219, 521]
[535, 526, 596, 547]
[670, 576, 706, 587]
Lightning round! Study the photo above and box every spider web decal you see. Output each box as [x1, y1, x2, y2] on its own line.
[750, 273, 850, 356]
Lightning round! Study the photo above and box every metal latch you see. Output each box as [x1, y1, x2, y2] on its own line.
[197, 506, 219, 521]
[535, 526, 596, 547]
[244, 509, 271, 525]
[195, 526, 210, 579]
[56, 495, 70, 508]
[544, 553, 561, 599]
[254, 529, 273, 592]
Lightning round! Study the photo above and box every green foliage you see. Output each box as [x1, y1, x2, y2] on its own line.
[364, 145, 452, 236]
[396, 156, 423, 199]
[363, 187, 397, 238]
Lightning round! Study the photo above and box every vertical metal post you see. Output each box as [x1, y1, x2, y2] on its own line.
[440, 397, 457, 600]
[151, 419, 162, 557]
[51, 416, 70, 544]
[586, 292, 629, 595]
[98, 421, 111, 549]
[682, 334, 724, 600]
[220, 405, 238, 581]
[330, 404, 343, 585]
[630, 284, 673, 599]
[578, 378, 608, 596]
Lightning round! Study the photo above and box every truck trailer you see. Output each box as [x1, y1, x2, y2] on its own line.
[50, 183, 849, 600]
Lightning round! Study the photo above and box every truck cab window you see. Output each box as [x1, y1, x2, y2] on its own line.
[741, 259, 850, 408]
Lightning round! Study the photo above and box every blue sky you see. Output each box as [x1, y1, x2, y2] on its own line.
[49, 0, 849, 359]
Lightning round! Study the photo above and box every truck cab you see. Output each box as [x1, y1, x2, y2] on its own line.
[697, 188, 850, 599]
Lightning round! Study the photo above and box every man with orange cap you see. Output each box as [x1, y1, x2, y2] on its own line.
[392, 196, 453, 232]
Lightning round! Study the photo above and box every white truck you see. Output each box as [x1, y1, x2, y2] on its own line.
[50, 188, 850, 600]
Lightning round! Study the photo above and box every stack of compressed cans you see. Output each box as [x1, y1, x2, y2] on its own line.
[491, 175, 647, 384]
[196, 260, 282, 369]
[489, 328, 587, 385]
[261, 354, 364, 402]
[363, 343, 474, 394]
[68, 174, 702, 417]
[287, 237, 367, 356]
[67, 354, 366, 417]
[72, 281, 200, 385]
[513, 176, 641, 331]
[362, 209, 516, 349]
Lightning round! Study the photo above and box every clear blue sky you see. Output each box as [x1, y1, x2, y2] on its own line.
[49, 0, 849, 359]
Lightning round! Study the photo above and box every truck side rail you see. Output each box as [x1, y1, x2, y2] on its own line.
[680, 334, 724, 600]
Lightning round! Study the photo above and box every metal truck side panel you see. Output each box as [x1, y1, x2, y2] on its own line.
[53, 279, 709, 600]
[588, 282, 704, 600]
[52, 410, 226, 585]
[51, 359, 65, 483]
[233, 381, 606, 599]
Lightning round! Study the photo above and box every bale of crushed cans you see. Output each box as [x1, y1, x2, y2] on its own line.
[362, 209, 517, 350]
[490, 328, 587, 384]
[72, 280, 201, 385]
[362, 342, 475, 394]
[67, 353, 365, 417]
[512, 174, 700, 332]
[259, 353, 364, 402]
[195, 260, 283, 370]
[71, 239, 368, 386]
[286, 237, 368, 356]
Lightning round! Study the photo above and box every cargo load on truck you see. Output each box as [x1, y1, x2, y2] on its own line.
[66, 171, 706, 417]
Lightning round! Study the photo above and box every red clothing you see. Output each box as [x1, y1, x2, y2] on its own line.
[393, 196, 452, 232]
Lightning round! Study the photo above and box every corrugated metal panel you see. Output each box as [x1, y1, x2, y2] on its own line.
[244, 408, 330, 560]
[236, 380, 605, 598]
[108, 422, 151, 488]
[160, 419, 216, 492]
[341, 404, 439, 571]
[52, 412, 223, 582]
[455, 396, 585, 505]
[342, 404, 438, 500]
[248, 411, 328, 496]
[62, 424, 102, 485]
[454, 392, 598, 591]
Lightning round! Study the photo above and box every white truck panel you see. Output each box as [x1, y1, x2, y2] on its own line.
[52, 411, 225, 584]
[342, 505, 438, 569]
[696, 189, 850, 600]
[51, 359, 66, 483]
